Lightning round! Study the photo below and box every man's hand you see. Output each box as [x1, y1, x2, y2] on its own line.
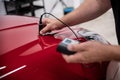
[62, 41, 113, 63]
[40, 18, 64, 34]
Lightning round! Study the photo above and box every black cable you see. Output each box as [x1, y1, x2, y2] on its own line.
[39, 12, 79, 40]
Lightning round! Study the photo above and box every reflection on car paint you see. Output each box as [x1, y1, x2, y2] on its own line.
[0, 65, 26, 79]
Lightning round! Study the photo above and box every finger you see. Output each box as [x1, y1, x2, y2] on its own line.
[67, 43, 86, 52]
[62, 54, 76, 63]
[40, 24, 57, 34]
[62, 53, 84, 63]
[62, 52, 91, 64]
[40, 25, 51, 34]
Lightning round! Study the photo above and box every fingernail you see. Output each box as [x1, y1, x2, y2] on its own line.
[40, 31, 43, 34]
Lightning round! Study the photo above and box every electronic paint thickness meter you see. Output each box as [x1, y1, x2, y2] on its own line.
[57, 38, 79, 55]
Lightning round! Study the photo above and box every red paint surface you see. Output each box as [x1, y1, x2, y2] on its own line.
[0, 15, 108, 80]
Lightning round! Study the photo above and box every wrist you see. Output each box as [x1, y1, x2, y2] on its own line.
[109, 45, 120, 61]
[103, 44, 120, 61]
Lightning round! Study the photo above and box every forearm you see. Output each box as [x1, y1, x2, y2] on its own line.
[60, 0, 111, 26]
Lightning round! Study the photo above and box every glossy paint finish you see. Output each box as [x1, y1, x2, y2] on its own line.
[0, 15, 108, 80]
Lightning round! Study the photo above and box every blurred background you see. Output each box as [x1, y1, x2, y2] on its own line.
[0, 0, 118, 45]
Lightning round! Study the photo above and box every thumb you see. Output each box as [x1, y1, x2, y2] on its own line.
[67, 43, 85, 52]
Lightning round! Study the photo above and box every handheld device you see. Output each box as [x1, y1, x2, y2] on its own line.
[57, 38, 79, 55]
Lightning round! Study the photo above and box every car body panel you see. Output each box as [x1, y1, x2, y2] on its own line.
[0, 15, 108, 80]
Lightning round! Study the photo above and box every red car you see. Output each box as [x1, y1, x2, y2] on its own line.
[0, 15, 109, 80]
